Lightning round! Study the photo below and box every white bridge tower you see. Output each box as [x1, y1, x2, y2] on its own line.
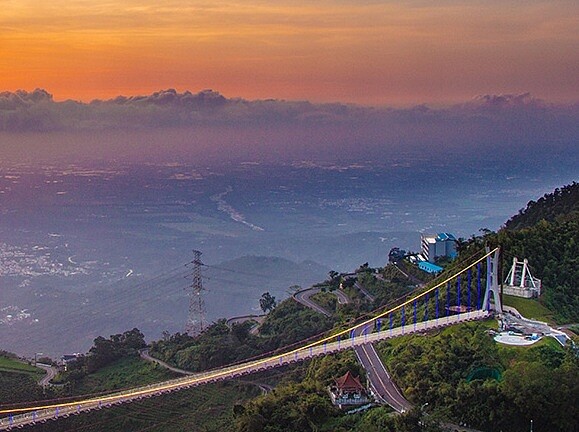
[482, 246, 502, 313]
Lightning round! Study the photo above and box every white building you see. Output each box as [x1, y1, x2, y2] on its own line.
[421, 233, 457, 263]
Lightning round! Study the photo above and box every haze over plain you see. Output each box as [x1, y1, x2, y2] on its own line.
[0, 0, 578, 357]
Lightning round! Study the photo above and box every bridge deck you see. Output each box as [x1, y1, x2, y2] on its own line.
[0, 310, 488, 430]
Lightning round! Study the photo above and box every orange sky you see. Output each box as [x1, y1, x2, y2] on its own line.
[1, 0, 578, 105]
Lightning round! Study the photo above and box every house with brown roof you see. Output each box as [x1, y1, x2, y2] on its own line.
[328, 371, 371, 408]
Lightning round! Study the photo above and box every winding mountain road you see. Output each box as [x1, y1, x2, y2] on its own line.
[354, 281, 376, 302]
[295, 282, 411, 413]
[348, 315, 411, 413]
[354, 343, 411, 412]
[0, 311, 488, 430]
[140, 349, 194, 375]
[36, 363, 58, 387]
[293, 287, 350, 316]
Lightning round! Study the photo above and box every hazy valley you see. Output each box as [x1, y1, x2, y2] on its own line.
[0, 157, 576, 357]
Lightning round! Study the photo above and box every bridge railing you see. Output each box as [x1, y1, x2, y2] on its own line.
[0, 248, 498, 429]
[0, 311, 490, 430]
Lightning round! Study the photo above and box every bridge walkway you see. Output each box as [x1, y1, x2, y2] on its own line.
[0, 311, 488, 430]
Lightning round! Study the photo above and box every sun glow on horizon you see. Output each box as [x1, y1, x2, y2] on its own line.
[1, 0, 578, 104]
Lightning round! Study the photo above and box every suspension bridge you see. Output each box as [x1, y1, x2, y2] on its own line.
[0, 247, 501, 430]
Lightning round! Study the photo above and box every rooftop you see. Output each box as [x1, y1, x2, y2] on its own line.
[436, 232, 456, 241]
[334, 371, 364, 392]
[418, 261, 444, 273]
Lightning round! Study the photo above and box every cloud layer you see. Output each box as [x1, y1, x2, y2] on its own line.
[1, 89, 577, 164]
[0, 88, 369, 131]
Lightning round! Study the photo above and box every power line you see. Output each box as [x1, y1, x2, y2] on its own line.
[185, 250, 206, 337]
[202, 263, 274, 280]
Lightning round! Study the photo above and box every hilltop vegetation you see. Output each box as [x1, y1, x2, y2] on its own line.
[459, 182, 579, 322]
[232, 320, 578, 432]
[497, 223, 578, 322]
[228, 319, 578, 432]
[150, 301, 336, 372]
[59, 328, 148, 383]
[2, 183, 577, 431]
[64, 356, 177, 395]
[0, 352, 49, 405]
[0, 336, 260, 432]
[233, 351, 441, 432]
[0, 369, 48, 405]
[505, 182, 579, 230]
[15, 381, 260, 432]
[0, 330, 176, 407]
[377, 323, 578, 432]
[0, 351, 44, 375]
[231, 183, 579, 432]
[149, 263, 422, 373]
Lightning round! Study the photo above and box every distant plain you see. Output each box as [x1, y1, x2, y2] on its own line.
[0, 157, 576, 357]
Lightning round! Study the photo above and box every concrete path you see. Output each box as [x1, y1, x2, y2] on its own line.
[36, 363, 58, 387]
[0, 311, 488, 430]
[140, 349, 273, 395]
[140, 349, 194, 375]
[293, 287, 350, 317]
[355, 281, 376, 302]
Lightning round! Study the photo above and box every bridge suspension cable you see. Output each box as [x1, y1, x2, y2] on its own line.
[0, 247, 500, 428]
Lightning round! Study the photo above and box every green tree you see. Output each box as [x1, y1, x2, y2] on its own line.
[235, 381, 336, 432]
[259, 291, 277, 313]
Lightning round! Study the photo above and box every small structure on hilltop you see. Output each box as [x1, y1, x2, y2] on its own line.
[60, 353, 81, 371]
[328, 371, 371, 408]
[388, 247, 407, 263]
[503, 257, 541, 298]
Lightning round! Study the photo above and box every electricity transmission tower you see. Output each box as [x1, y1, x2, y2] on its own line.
[185, 250, 206, 336]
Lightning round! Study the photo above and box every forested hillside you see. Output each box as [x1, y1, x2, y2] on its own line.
[505, 182, 579, 230]
[500, 182, 578, 322]
[2, 183, 577, 432]
[497, 218, 578, 322]
[379, 323, 578, 432]
[0, 352, 49, 404]
[461, 182, 578, 322]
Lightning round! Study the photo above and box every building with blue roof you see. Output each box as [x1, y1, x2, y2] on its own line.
[421, 232, 457, 263]
[418, 261, 444, 274]
[436, 233, 456, 242]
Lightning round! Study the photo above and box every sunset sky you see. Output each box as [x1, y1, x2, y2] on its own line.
[2, 0, 578, 105]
